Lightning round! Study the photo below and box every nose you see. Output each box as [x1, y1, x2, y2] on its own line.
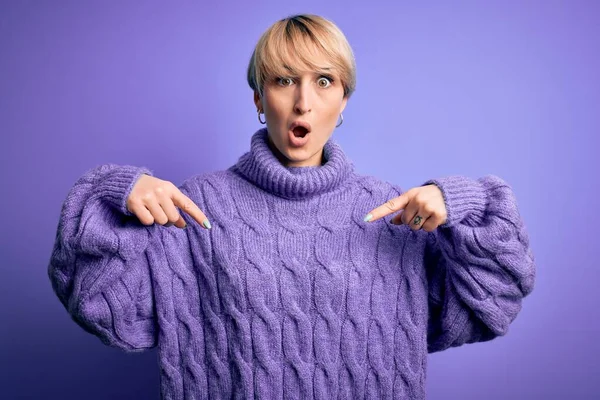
[293, 81, 312, 115]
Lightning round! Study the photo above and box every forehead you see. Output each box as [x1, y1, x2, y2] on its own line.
[282, 64, 335, 75]
[274, 47, 338, 76]
[257, 23, 345, 82]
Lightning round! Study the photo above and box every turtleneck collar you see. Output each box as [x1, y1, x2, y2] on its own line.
[230, 128, 355, 200]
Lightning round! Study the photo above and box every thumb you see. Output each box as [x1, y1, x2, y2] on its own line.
[391, 211, 405, 225]
[174, 214, 187, 229]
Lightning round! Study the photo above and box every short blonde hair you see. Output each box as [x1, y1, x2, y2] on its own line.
[247, 14, 356, 98]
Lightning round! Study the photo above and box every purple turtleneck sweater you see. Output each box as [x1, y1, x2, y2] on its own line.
[48, 128, 536, 400]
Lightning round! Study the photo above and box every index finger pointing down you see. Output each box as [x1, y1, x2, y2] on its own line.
[363, 193, 409, 223]
[172, 189, 212, 229]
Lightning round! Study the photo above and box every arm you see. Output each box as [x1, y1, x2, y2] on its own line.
[48, 164, 158, 352]
[421, 175, 536, 353]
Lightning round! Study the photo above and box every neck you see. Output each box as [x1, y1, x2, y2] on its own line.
[231, 128, 355, 200]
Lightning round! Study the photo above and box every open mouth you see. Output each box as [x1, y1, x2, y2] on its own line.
[289, 121, 312, 139]
[292, 126, 309, 138]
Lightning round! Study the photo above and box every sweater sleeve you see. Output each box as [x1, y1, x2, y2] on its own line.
[48, 163, 159, 352]
[420, 175, 536, 353]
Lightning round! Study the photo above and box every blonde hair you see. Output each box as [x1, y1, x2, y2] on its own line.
[247, 14, 356, 98]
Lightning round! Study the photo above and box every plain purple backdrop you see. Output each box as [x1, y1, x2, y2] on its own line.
[1, 1, 598, 399]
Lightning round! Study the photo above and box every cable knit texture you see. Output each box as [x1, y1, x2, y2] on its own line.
[48, 128, 536, 399]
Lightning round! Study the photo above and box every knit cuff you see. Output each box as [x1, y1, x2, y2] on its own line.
[421, 175, 488, 228]
[98, 165, 153, 216]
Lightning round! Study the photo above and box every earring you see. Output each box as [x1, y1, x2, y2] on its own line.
[335, 113, 344, 128]
[257, 109, 266, 124]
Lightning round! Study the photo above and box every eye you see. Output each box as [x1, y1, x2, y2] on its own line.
[317, 76, 333, 88]
[276, 77, 294, 86]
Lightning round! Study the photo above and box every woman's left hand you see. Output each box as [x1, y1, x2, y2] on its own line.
[363, 184, 448, 232]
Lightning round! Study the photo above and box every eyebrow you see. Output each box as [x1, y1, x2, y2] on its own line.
[282, 65, 334, 73]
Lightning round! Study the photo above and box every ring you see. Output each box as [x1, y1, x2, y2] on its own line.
[412, 215, 423, 226]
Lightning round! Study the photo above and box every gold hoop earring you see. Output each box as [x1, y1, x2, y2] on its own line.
[335, 113, 343, 128]
[257, 109, 266, 124]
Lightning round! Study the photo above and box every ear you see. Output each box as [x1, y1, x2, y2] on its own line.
[340, 96, 348, 114]
[254, 91, 262, 110]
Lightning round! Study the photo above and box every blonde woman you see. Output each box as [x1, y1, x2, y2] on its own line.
[48, 14, 536, 399]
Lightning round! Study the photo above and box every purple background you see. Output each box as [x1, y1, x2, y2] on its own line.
[1, 1, 598, 399]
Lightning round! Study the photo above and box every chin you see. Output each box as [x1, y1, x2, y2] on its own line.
[288, 147, 324, 167]
[283, 147, 312, 161]
[267, 130, 322, 166]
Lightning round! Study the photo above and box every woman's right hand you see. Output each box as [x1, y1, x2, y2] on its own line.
[126, 174, 211, 229]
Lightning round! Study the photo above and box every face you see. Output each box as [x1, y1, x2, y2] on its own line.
[254, 58, 348, 168]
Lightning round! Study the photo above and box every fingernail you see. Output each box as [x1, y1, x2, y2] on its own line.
[363, 213, 373, 222]
[203, 219, 212, 229]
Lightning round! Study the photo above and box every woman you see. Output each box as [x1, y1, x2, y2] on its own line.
[48, 14, 536, 400]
